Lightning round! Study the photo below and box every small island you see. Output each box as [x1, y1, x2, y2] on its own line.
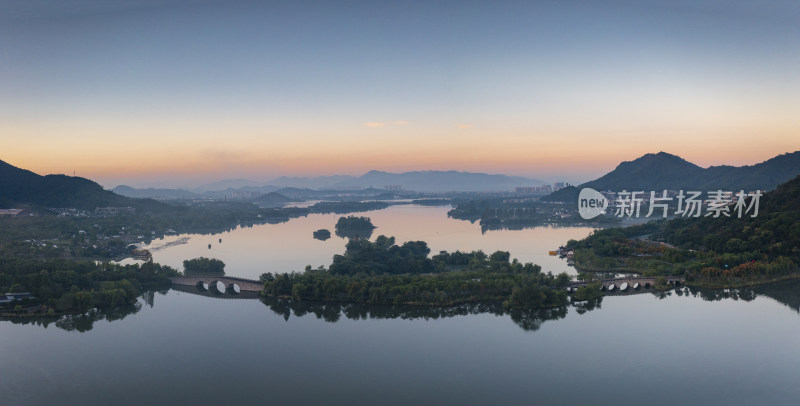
[260, 235, 571, 310]
[334, 216, 376, 240]
[183, 257, 225, 276]
[313, 229, 331, 240]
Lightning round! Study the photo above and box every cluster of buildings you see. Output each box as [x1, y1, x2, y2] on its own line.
[50, 207, 136, 217]
[95, 206, 136, 215]
[223, 191, 261, 201]
[0, 292, 34, 305]
[515, 182, 568, 194]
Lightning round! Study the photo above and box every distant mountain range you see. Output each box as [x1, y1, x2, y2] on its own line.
[0, 159, 166, 210]
[269, 170, 543, 192]
[270, 174, 357, 189]
[544, 151, 800, 202]
[332, 170, 544, 192]
[9, 151, 797, 208]
[191, 178, 267, 192]
[243, 170, 544, 192]
[115, 170, 546, 198]
[112, 185, 199, 200]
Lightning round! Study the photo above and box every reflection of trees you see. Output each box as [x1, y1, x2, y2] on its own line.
[684, 286, 756, 303]
[2, 290, 169, 332]
[508, 306, 568, 331]
[752, 280, 800, 313]
[55, 303, 142, 332]
[260, 296, 578, 332]
[684, 280, 800, 313]
[260, 279, 800, 330]
[573, 297, 602, 315]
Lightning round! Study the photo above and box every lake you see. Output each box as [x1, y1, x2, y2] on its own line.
[3, 205, 799, 405]
[3, 281, 800, 405]
[133, 204, 596, 278]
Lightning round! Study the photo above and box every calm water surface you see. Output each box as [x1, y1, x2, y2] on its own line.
[4, 205, 799, 405]
[2, 282, 799, 405]
[136, 205, 595, 278]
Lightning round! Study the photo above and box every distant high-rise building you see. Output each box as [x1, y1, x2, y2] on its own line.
[385, 185, 403, 191]
[553, 182, 566, 191]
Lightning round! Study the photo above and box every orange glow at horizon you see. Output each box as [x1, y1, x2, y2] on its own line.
[3, 0, 800, 188]
[3, 103, 798, 186]
[5, 128, 798, 187]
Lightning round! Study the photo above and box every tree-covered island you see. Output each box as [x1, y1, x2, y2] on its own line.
[261, 235, 571, 309]
[183, 257, 225, 276]
[334, 216, 376, 239]
[0, 259, 178, 317]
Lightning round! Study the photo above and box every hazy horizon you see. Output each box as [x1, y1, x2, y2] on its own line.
[5, 149, 799, 190]
[2, 1, 799, 188]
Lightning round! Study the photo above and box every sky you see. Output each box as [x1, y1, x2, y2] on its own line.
[1, 0, 799, 188]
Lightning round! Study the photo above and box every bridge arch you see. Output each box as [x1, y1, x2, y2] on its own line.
[209, 280, 226, 294]
[172, 276, 277, 295]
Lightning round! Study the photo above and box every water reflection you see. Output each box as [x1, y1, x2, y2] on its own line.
[139, 205, 597, 279]
[573, 297, 603, 314]
[3, 303, 143, 332]
[258, 295, 591, 332]
[1, 289, 168, 332]
[679, 280, 800, 312]
[6, 280, 799, 333]
[171, 283, 260, 299]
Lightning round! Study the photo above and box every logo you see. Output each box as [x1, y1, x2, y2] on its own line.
[578, 188, 608, 219]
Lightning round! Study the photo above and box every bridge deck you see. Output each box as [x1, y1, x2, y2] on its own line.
[170, 276, 263, 292]
[567, 276, 684, 289]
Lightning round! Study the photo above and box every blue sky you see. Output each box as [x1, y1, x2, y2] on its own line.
[1, 0, 798, 187]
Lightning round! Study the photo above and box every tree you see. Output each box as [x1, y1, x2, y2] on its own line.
[183, 257, 225, 275]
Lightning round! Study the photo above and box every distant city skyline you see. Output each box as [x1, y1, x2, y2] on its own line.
[2, 0, 798, 188]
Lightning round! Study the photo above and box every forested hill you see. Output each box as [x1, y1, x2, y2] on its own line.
[584, 152, 701, 191]
[543, 151, 800, 202]
[658, 173, 800, 257]
[0, 159, 167, 211]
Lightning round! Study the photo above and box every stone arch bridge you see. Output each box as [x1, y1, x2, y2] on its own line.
[566, 276, 684, 294]
[170, 276, 263, 295]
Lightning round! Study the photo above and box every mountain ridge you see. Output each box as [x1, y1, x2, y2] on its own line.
[333, 169, 544, 192]
[544, 151, 800, 202]
[0, 159, 168, 211]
